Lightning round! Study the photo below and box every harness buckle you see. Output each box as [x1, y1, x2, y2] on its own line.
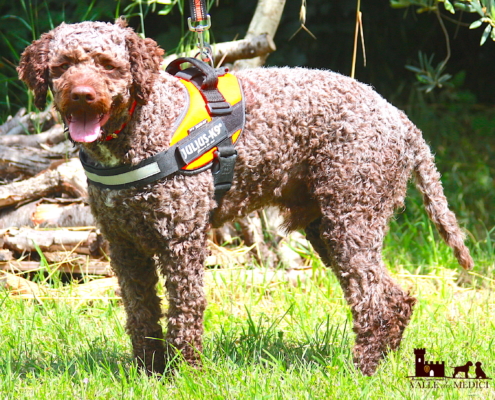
[207, 101, 232, 116]
[212, 143, 237, 202]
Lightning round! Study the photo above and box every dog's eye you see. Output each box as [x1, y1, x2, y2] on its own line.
[51, 63, 70, 75]
[103, 64, 116, 71]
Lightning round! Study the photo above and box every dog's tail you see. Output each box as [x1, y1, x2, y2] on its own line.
[411, 128, 474, 270]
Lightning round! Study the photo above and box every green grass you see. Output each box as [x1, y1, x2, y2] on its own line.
[1, 235, 494, 400]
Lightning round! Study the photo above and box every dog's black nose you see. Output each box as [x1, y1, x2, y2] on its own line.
[71, 86, 96, 104]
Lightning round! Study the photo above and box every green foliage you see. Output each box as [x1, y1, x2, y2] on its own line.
[392, 0, 495, 38]
[122, 0, 184, 37]
[405, 52, 452, 92]
[390, 0, 495, 92]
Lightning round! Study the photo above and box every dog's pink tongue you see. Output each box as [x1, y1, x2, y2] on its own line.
[68, 113, 104, 143]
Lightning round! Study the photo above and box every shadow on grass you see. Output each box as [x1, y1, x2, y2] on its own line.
[2, 344, 134, 381]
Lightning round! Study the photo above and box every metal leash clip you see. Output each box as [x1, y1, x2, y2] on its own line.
[187, 0, 214, 66]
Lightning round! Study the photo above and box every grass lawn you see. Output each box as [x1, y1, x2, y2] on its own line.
[1, 223, 494, 400]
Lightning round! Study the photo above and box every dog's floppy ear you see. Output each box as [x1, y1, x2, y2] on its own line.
[17, 32, 54, 110]
[124, 28, 164, 105]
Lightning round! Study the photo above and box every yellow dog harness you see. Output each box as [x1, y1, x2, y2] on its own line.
[80, 57, 245, 203]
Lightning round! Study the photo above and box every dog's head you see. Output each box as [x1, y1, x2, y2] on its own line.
[17, 18, 164, 143]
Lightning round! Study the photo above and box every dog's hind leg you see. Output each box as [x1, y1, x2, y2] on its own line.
[305, 210, 416, 376]
[109, 240, 165, 375]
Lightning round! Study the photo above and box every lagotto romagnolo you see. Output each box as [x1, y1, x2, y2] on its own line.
[18, 18, 473, 376]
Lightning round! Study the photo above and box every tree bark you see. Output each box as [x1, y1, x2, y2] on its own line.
[1, 260, 113, 276]
[0, 201, 94, 229]
[0, 158, 88, 209]
[0, 108, 56, 136]
[1, 227, 105, 256]
[0, 145, 55, 179]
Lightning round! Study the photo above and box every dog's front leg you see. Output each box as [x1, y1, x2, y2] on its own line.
[159, 233, 208, 369]
[153, 173, 213, 369]
[109, 239, 165, 375]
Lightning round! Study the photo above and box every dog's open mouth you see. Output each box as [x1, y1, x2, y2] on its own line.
[66, 111, 110, 143]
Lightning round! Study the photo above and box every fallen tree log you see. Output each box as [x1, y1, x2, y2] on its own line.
[0, 144, 55, 179]
[0, 201, 94, 229]
[0, 124, 66, 148]
[0, 271, 120, 300]
[32, 202, 94, 227]
[0, 108, 56, 136]
[1, 227, 106, 256]
[0, 271, 43, 296]
[0, 158, 88, 209]
[0, 108, 27, 136]
[0, 249, 13, 261]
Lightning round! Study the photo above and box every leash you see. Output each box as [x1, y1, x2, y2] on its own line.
[187, 0, 214, 65]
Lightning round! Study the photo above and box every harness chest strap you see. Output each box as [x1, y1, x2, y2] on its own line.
[80, 57, 245, 203]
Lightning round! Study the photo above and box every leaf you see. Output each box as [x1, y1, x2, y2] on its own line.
[390, 0, 412, 9]
[417, 6, 436, 14]
[469, 20, 483, 29]
[405, 65, 423, 73]
[470, 0, 484, 15]
[480, 24, 492, 45]
[454, 3, 474, 12]
[417, 74, 432, 84]
[443, 0, 455, 14]
[438, 74, 453, 83]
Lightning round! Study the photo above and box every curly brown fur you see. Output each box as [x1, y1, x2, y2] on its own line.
[17, 32, 54, 109]
[18, 21, 473, 377]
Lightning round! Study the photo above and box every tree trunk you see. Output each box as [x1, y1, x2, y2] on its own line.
[234, 0, 287, 69]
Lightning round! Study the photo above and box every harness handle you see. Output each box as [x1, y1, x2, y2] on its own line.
[166, 57, 219, 90]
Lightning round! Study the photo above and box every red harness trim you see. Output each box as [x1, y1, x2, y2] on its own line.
[104, 101, 137, 141]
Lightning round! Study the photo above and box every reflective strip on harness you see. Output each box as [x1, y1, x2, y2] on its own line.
[84, 162, 160, 186]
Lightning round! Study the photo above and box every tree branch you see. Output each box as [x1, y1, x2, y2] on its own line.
[235, 0, 287, 69]
[163, 33, 276, 66]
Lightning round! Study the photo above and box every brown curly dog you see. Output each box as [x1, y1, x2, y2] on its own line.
[18, 19, 473, 376]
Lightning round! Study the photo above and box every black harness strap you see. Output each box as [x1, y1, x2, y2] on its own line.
[212, 137, 237, 203]
[79, 141, 185, 190]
